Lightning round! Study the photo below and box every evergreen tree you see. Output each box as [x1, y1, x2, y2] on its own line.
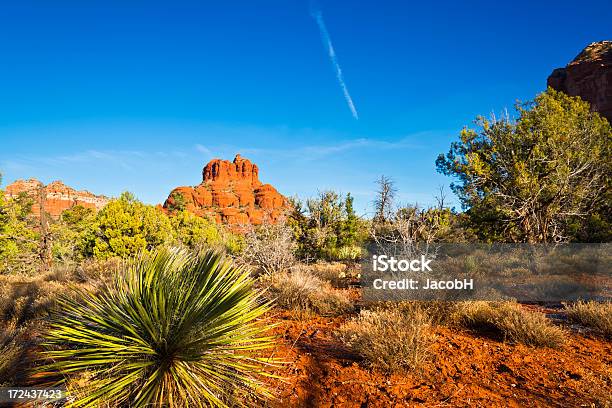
[437, 88, 611, 242]
[0, 186, 39, 273]
[83, 192, 175, 259]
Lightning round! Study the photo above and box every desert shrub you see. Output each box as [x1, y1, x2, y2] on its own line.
[0, 276, 72, 385]
[371, 301, 461, 326]
[261, 269, 352, 316]
[165, 191, 187, 212]
[221, 230, 244, 255]
[565, 300, 612, 338]
[41, 249, 276, 407]
[0, 191, 40, 275]
[437, 88, 611, 243]
[82, 192, 175, 259]
[240, 219, 296, 274]
[397, 301, 460, 326]
[325, 245, 363, 261]
[336, 305, 433, 373]
[457, 301, 565, 348]
[371, 205, 461, 259]
[0, 321, 28, 386]
[0, 278, 68, 326]
[289, 192, 368, 262]
[495, 306, 565, 348]
[74, 257, 122, 285]
[43, 263, 75, 282]
[50, 205, 96, 263]
[169, 210, 222, 250]
[305, 262, 355, 287]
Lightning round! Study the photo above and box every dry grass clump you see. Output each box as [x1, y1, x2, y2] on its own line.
[0, 263, 112, 386]
[36, 258, 121, 286]
[396, 301, 460, 326]
[494, 305, 565, 348]
[0, 280, 41, 385]
[296, 262, 360, 288]
[0, 321, 28, 385]
[261, 269, 352, 316]
[0, 275, 76, 383]
[336, 305, 433, 373]
[74, 257, 121, 285]
[457, 301, 565, 348]
[565, 301, 612, 338]
[455, 301, 504, 330]
[0, 278, 70, 325]
[306, 262, 349, 285]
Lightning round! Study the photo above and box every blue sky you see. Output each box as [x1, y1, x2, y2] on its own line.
[1, 1, 611, 215]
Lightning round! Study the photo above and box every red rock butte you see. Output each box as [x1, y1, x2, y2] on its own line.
[4, 179, 109, 218]
[163, 154, 288, 225]
[548, 41, 612, 123]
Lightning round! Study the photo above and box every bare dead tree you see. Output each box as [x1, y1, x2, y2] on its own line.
[435, 185, 447, 210]
[38, 184, 52, 271]
[370, 183, 453, 260]
[239, 216, 297, 275]
[370, 204, 448, 260]
[373, 175, 396, 223]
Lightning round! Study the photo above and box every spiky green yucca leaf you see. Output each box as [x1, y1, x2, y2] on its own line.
[41, 248, 277, 407]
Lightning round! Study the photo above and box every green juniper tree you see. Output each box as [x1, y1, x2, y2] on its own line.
[0, 178, 40, 274]
[290, 191, 366, 261]
[436, 88, 611, 243]
[83, 192, 175, 259]
[50, 205, 96, 263]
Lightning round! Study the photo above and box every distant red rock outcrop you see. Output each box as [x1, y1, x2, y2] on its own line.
[163, 154, 288, 225]
[548, 41, 612, 123]
[4, 178, 109, 218]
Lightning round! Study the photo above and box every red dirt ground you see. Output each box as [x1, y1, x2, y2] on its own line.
[265, 311, 611, 407]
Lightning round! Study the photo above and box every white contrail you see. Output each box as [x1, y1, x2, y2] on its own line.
[311, 8, 359, 120]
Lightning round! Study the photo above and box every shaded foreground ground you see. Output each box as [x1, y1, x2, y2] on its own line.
[1, 274, 610, 407]
[266, 310, 611, 407]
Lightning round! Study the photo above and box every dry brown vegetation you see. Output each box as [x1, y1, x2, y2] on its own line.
[456, 301, 566, 348]
[0, 277, 62, 386]
[0, 321, 28, 386]
[270, 310, 612, 408]
[1, 260, 610, 407]
[371, 300, 565, 349]
[333, 299, 565, 378]
[0, 261, 115, 386]
[260, 269, 353, 317]
[303, 262, 358, 287]
[565, 300, 612, 338]
[336, 304, 433, 373]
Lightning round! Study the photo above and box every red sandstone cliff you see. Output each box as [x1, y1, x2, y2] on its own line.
[4, 179, 109, 218]
[548, 41, 612, 123]
[163, 154, 288, 225]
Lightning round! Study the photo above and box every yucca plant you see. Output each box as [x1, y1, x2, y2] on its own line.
[40, 248, 277, 407]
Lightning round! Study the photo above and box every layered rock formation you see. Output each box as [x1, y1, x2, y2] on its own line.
[4, 179, 109, 218]
[548, 41, 612, 123]
[163, 154, 288, 225]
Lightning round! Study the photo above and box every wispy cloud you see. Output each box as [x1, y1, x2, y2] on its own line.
[195, 144, 213, 158]
[0, 149, 187, 176]
[222, 130, 431, 162]
[288, 136, 419, 159]
[0, 121, 450, 209]
[311, 5, 359, 120]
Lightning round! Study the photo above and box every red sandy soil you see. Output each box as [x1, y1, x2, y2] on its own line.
[265, 310, 611, 407]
